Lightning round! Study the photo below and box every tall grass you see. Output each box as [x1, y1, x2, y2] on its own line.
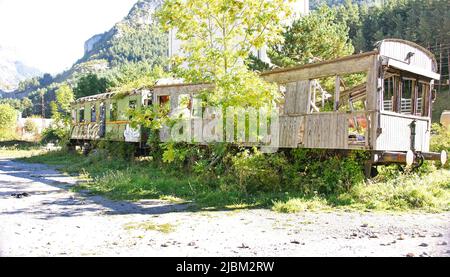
[21, 150, 450, 212]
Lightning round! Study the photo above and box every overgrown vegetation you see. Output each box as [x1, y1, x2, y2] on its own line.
[0, 141, 45, 158]
[3, 0, 449, 215]
[20, 144, 449, 213]
[0, 103, 18, 141]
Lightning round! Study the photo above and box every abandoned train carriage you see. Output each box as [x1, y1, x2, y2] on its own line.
[69, 39, 447, 169]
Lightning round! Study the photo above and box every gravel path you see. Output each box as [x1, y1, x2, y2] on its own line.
[0, 157, 449, 257]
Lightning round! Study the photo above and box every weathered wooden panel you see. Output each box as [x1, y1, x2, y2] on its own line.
[261, 51, 377, 83]
[295, 81, 310, 114]
[153, 83, 212, 96]
[376, 112, 430, 152]
[278, 116, 305, 148]
[283, 80, 310, 115]
[304, 113, 348, 149]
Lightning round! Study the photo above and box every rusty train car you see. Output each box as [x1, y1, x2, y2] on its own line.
[69, 39, 448, 173]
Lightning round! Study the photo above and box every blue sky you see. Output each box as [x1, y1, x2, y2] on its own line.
[0, 0, 137, 74]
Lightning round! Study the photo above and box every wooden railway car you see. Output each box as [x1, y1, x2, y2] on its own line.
[69, 39, 447, 172]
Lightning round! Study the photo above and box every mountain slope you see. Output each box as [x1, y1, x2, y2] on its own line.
[77, 0, 167, 68]
[48, 0, 167, 86]
[0, 46, 41, 92]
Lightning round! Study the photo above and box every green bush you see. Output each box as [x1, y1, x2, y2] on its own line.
[97, 139, 137, 160]
[40, 126, 70, 145]
[337, 170, 450, 211]
[0, 103, 18, 141]
[223, 148, 366, 195]
[430, 123, 450, 152]
[229, 149, 288, 193]
[430, 123, 450, 168]
[24, 119, 38, 134]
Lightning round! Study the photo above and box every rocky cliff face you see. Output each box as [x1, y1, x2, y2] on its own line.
[0, 46, 41, 92]
[81, 0, 166, 59]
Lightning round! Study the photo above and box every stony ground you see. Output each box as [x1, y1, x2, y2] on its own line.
[0, 157, 449, 257]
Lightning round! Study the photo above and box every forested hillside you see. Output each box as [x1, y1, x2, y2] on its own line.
[76, 0, 167, 68]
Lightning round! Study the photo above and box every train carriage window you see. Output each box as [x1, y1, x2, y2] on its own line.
[110, 102, 117, 121]
[159, 95, 170, 115]
[79, 107, 85, 123]
[178, 94, 191, 110]
[128, 100, 137, 120]
[91, 104, 97, 122]
[143, 98, 152, 107]
[401, 78, 414, 114]
[129, 100, 137, 109]
[159, 95, 170, 106]
[383, 77, 395, 112]
[192, 95, 205, 117]
[417, 81, 429, 117]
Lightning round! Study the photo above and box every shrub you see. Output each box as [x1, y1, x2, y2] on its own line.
[337, 170, 450, 211]
[0, 103, 18, 141]
[97, 139, 137, 160]
[41, 126, 69, 145]
[24, 119, 38, 134]
[229, 148, 288, 193]
[429, 123, 450, 168]
[272, 197, 329, 213]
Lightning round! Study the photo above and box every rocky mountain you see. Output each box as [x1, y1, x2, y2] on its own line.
[0, 46, 41, 93]
[76, 0, 167, 68]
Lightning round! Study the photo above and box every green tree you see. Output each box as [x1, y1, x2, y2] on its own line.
[0, 103, 18, 140]
[51, 84, 74, 126]
[73, 73, 108, 98]
[270, 5, 354, 67]
[21, 97, 33, 117]
[157, 0, 292, 108]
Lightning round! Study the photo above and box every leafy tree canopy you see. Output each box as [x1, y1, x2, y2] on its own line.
[51, 84, 75, 126]
[157, 0, 294, 108]
[270, 5, 354, 67]
[73, 73, 108, 98]
[0, 103, 18, 129]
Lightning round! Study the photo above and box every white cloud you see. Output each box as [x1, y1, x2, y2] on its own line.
[0, 0, 136, 74]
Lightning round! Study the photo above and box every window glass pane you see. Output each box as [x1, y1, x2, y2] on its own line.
[129, 100, 137, 109]
[79, 108, 85, 123]
[91, 104, 96, 122]
[383, 77, 395, 111]
[110, 102, 117, 121]
[401, 79, 414, 114]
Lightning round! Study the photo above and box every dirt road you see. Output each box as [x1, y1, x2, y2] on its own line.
[0, 157, 449, 257]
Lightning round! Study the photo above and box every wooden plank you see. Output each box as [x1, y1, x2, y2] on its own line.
[366, 55, 379, 149]
[278, 115, 304, 148]
[334, 76, 340, 111]
[284, 82, 297, 115]
[304, 113, 348, 149]
[294, 81, 310, 114]
[261, 51, 377, 83]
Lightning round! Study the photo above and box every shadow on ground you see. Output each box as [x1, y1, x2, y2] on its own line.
[0, 158, 192, 220]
